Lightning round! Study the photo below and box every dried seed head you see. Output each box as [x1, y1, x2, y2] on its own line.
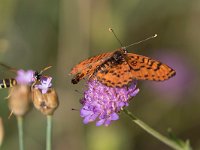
[8, 85, 31, 117]
[0, 117, 4, 147]
[32, 88, 59, 115]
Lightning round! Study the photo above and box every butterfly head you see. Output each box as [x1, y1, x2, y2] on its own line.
[112, 50, 125, 65]
[120, 47, 127, 54]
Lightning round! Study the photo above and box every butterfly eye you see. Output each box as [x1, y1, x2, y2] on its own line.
[121, 47, 127, 54]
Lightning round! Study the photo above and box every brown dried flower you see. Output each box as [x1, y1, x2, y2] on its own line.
[8, 85, 31, 117]
[32, 88, 59, 116]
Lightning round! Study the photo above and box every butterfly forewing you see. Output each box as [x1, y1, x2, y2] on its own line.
[70, 52, 113, 75]
[127, 53, 176, 81]
[70, 52, 114, 84]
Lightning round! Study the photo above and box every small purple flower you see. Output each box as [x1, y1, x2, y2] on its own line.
[35, 76, 52, 94]
[15, 69, 34, 85]
[80, 80, 139, 126]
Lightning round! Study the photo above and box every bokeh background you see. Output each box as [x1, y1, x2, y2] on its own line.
[0, 0, 200, 150]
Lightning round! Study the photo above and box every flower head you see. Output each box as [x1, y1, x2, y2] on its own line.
[35, 76, 52, 94]
[8, 85, 31, 116]
[80, 80, 139, 126]
[32, 88, 59, 115]
[15, 69, 34, 85]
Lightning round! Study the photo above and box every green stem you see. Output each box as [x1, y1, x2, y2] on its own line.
[123, 109, 182, 150]
[46, 115, 52, 150]
[17, 116, 24, 150]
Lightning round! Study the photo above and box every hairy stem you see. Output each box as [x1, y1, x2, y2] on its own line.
[123, 109, 183, 150]
[17, 116, 24, 150]
[46, 115, 52, 150]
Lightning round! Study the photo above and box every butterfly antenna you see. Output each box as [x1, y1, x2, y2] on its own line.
[109, 28, 123, 47]
[125, 34, 157, 48]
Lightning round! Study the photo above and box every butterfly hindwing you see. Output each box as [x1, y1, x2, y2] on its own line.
[95, 60, 134, 87]
[127, 53, 176, 81]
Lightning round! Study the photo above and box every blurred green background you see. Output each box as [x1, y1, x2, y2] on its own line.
[0, 0, 200, 150]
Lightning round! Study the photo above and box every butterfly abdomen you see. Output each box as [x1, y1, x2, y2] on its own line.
[93, 50, 125, 75]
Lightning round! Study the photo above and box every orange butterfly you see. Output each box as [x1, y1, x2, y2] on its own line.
[70, 32, 176, 87]
[70, 48, 175, 87]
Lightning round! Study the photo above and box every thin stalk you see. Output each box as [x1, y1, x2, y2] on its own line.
[46, 115, 52, 150]
[0, 117, 4, 149]
[17, 116, 24, 150]
[123, 109, 182, 150]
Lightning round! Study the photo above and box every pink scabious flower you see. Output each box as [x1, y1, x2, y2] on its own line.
[35, 76, 52, 94]
[80, 80, 139, 126]
[15, 69, 34, 85]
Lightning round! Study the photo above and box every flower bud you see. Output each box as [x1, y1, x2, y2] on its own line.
[8, 85, 31, 116]
[32, 88, 59, 115]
